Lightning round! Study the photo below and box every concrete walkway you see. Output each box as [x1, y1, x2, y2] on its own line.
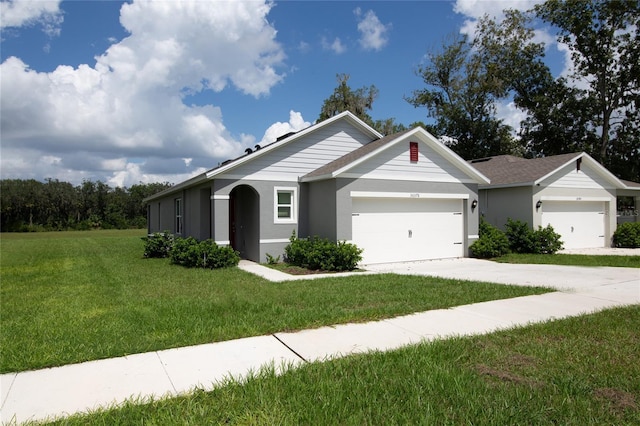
[2, 260, 639, 425]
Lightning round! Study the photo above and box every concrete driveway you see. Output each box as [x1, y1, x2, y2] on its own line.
[365, 258, 640, 294]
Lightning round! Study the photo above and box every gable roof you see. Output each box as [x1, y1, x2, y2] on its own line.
[469, 152, 625, 189]
[144, 111, 381, 202]
[301, 126, 490, 184]
[205, 111, 382, 180]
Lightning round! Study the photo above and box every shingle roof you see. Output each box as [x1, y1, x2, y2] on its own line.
[303, 129, 413, 179]
[622, 179, 640, 188]
[469, 153, 582, 186]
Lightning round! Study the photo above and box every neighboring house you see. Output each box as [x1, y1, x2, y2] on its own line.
[617, 180, 640, 225]
[144, 111, 490, 264]
[469, 152, 633, 249]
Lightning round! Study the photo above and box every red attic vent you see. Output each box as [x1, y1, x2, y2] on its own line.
[410, 142, 419, 162]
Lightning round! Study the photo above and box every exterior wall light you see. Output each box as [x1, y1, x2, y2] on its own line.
[536, 200, 542, 210]
[471, 199, 478, 210]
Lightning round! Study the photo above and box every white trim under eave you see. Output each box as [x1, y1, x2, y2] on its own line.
[540, 195, 612, 202]
[478, 182, 534, 190]
[350, 191, 470, 199]
[260, 238, 290, 244]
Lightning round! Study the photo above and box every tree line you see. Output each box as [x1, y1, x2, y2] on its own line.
[0, 179, 172, 232]
[320, 0, 639, 182]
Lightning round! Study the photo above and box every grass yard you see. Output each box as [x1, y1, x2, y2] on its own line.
[0, 230, 551, 373]
[495, 253, 640, 268]
[47, 305, 640, 425]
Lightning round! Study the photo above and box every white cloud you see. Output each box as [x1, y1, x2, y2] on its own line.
[259, 110, 311, 145]
[495, 100, 528, 132]
[0, 0, 63, 36]
[321, 36, 347, 54]
[454, 0, 543, 38]
[354, 8, 390, 51]
[0, 0, 287, 186]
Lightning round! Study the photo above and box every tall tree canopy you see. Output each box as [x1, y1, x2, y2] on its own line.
[318, 74, 379, 126]
[534, 0, 640, 181]
[406, 34, 519, 160]
[318, 73, 412, 136]
[409, 0, 639, 181]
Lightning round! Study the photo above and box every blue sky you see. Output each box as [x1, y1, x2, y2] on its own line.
[1, 0, 561, 187]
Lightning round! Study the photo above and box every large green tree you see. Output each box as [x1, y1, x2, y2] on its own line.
[318, 74, 379, 126]
[474, 0, 639, 180]
[406, 34, 520, 160]
[536, 0, 639, 181]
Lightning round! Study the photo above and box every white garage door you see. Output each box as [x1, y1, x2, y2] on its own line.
[541, 201, 605, 249]
[351, 197, 464, 264]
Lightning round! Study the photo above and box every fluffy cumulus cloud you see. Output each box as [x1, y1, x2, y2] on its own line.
[0, 0, 286, 187]
[259, 110, 311, 145]
[354, 8, 390, 51]
[0, 0, 64, 36]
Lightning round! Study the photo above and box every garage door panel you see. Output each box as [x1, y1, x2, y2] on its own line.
[541, 201, 605, 249]
[352, 198, 464, 264]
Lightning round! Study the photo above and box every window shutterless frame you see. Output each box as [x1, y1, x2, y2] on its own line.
[274, 187, 297, 223]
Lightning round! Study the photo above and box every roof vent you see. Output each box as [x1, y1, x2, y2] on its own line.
[276, 131, 296, 141]
[245, 148, 253, 155]
[254, 144, 261, 150]
[470, 157, 492, 163]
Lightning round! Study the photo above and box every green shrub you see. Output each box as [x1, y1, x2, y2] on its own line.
[199, 240, 240, 269]
[284, 232, 363, 271]
[505, 218, 536, 253]
[504, 219, 563, 255]
[169, 237, 239, 268]
[531, 224, 564, 254]
[613, 222, 640, 248]
[470, 219, 510, 259]
[142, 231, 174, 258]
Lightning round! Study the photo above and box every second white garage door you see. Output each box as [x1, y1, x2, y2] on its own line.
[541, 201, 605, 249]
[351, 197, 464, 264]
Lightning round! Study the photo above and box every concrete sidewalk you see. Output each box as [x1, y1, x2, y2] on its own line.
[2, 261, 639, 424]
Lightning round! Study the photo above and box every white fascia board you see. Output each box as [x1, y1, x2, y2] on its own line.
[540, 195, 612, 202]
[331, 127, 490, 184]
[478, 182, 533, 190]
[339, 173, 478, 184]
[350, 191, 469, 199]
[206, 111, 381, 180]
[534, 152, 625, 189]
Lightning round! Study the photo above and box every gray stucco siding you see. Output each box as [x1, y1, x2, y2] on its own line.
[306, 180, 338, 240]
[479, 186, 534, 231]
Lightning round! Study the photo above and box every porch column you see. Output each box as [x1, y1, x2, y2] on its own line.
[212, 194, 230, 245]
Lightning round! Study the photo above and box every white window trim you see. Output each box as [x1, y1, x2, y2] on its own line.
[274, 186, 297, 224]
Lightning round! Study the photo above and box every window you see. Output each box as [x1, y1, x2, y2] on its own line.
[175, 198, 183, 234]
[274, 187, 297, 223]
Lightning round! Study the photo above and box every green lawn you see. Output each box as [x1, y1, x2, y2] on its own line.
[49, 305, 640, 425]
[0, 230, 551, 373]
[495, 253, 640, 268]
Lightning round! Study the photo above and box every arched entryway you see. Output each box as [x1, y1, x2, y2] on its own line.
[229, 185, 260, 261]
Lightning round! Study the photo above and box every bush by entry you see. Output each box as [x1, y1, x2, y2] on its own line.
[143, 232, 240, 269]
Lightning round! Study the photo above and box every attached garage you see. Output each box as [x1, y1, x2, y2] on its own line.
[351, 195, 465, 264]
[541, 200, 606, 249]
